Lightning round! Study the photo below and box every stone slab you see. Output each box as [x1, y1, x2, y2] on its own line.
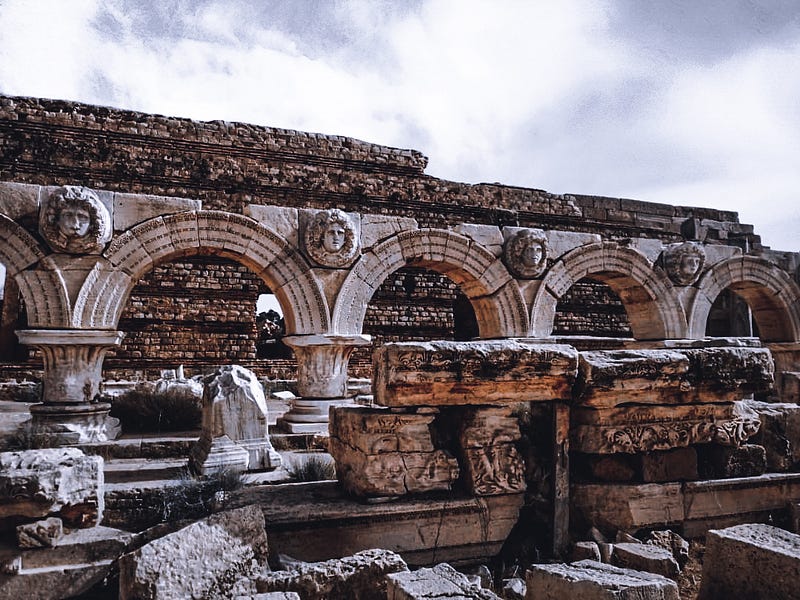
[611, 542, 680, 579]
[373, 340, 578, 406]
[386, 562, 500, 599]
[225, 481, 524, 567]
[570, 401, 760, 454]
[526, 560, 679, 599]
[699, 524, 800, 600]
[575, 347, 774, 408]
[640, 448, 698, 483]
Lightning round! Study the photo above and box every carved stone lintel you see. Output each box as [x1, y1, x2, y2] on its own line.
[571, 401, 761, 454]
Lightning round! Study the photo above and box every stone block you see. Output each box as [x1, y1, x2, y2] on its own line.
[699, 524, 800, 600]
[572, 483, 684, 534]
[575, 347, 774, 408]
[119, 505, 268, 600]
[611, 542, 680, 579]
[640, 448, 698, 483]
[570, 401, 760, 454]
[190, 365, 281, 476]
[0, 181, 39, 220]
[245, 204, 299, 246]
[575, 454, 638, 482]
[644, 531, 689, 569]
[571, 541, 602, 562]
[747, 401, 800, 471]
[113, 192, 201, 231]
[0, 448, 104, 529]
[526, 560, 679, 599]
[361, 214, 418, 249]
[16, 517, 63, 548]
[256, 548, 408, 600]
[697, 443, 766, 478]
[329, 407, 436, 454]
[780, 371, 800, 404]
[452, 223, 503, 257]
[373, 340, 578, 407]
[386, 562, 500, 599]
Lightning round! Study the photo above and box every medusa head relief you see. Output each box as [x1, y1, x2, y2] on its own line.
[662, 241, 706, 286]
[39, 186, 112, 254]
[303, 208, 360, 268]
[503, 228, 548, 279]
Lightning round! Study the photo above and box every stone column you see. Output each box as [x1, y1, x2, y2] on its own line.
[16, 329, 125, 444]
[278, 334, 371, 434]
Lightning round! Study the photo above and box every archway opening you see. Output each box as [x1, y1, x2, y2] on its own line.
[553, 277, 633, 339]
[705, 288, 759, 338]
[0, 262, 29, 363]
[353, 266, 479, 377]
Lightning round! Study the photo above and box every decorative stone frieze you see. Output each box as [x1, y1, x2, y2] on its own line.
[575, 347, 774, 408]
[662, 241, 705, 286]
[503, 228, 548, 278]
[373, 340, 578, 406]
[329, 407, 459, 497]
[303, 208, 360, 268]
[190, 365, 281, 476]
[457, 407, 526, 495]
[570, 401, 761, 454]
[39, 186, 112, 255]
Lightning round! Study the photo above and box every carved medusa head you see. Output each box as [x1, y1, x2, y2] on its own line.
[504, 228, 548, 279]
[663, 241, 705, 286]
[304, 208, 360, 267]
[39, 186, 111, 254]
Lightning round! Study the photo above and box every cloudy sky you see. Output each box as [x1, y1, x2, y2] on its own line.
[1, 0, 799, 251]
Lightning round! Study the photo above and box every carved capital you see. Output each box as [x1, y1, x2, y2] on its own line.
[282, 334, 371, 398]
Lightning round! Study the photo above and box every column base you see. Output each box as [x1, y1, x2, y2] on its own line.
[278, 398, 354, 434]
[189, 435, 250, 477]
[28, 402, 121, 445]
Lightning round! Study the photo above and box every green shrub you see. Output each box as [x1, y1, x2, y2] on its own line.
[108, 387, 202, 433]
[160, 468, 244, 522]
[285, 453, 336, 482]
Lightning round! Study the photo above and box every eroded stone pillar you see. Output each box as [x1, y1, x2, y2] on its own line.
[279, 334, 371, 433]
[16, 329, 124, 444]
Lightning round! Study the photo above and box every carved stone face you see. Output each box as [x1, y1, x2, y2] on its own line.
[39, 186, 112, 255]
[504, 229, 548, 279]
[304, 208, 360, 268]
[57, 204, 92, 238]
[663, 241, 705, 286]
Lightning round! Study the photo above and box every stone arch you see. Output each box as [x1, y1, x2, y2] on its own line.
[688, 256, 800, 342]
[85, 210, 329, 333]
[332, 228, 528, 338]
[531, 242, 687, 340]
[0, 214, 46, 277]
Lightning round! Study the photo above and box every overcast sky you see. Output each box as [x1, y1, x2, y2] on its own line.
[1, 0, 798, 252]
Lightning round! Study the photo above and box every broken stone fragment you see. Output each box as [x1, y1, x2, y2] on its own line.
[526, 559, 679, 600]
[0, 448, 104, 529]
[386, 562, 500, 599]
[697, 443, 767, 478]
[16, 516, 63, 548]
[255, 548, 407, 600]
[644, 531, 689, 569]
[118, 505, 268, 600]
[612, 542, 680, 579]
[746, 400, 800, 471]
[571, 541, 602, 562]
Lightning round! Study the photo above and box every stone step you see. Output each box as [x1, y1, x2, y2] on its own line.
[80, 431, 199, 460]
[0, 560, 115, 599]
[104, 457, 190, 483]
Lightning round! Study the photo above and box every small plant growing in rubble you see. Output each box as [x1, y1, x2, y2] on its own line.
[285, 453, 336, 482]
[160, 468, 244, 522]
[108, 386, 201, 433]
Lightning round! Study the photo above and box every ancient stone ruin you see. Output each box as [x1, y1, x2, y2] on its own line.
[1, 94, 800, 598]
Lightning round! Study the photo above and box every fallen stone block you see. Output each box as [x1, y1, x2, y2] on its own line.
[640, 447, 698, 482]
[570, 401, 760, 454]
[256, 548, 407, 600]
[571, 541, 601, 562]
[611, 542, 680, 579]
[0, 448, 104, 529]
[119, 504, 268, 600]
[526, 559, 679, 600]
[16, 516, 63, 548]
[386, 562, 500, 599]
[699, 523, 800, 600]
[575, 347, 774, 408]
[373, 340, 578, 406]
[697, 443, 766, 478]
[644, 531, 689, 569]
[747, 401, 800, 471]
[502, 577, 525, 600]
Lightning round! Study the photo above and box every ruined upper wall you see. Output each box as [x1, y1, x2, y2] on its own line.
[0, 94, 760, 247]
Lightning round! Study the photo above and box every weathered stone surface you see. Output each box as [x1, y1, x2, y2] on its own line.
[576, 454, 638, 482]
[113, 192, 201, 231]
[502, 577, 526, 600]
[235, 593, 300, 600]
[119, 505, 268, 600]
[612, 542, 680, 579]
[640, 447, 698, 483]
[747, 401, 800, 471]
[697, 443, 766, 478]
[572, 483, 684, 534]
[644, 531, 689, 569]
[0, 448, 103, 528]
[190, 365, 281, 475]
[256, 548, 407, 600]
[362, 214, 418, 249]
[570, 401, 761, 454]
[699, 524, 800, 600]
[458, 407, 525, 495]
[386, 562, 500, 599]
[572, 541, 602, 562]
[526, 560, 679, 599]
[16, 516, 63, 548]
[330, 407, 436, 454]
[373, 340, 578, 406]
[575, 347, 774, 408]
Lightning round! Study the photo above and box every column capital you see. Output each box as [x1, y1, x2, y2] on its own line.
[282, 333, 371, 349]
[16, 329, 125, 347]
